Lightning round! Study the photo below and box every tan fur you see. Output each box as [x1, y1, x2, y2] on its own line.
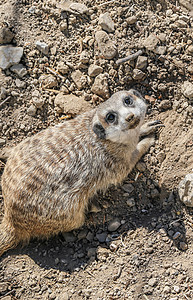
[0, 90, 161, 256]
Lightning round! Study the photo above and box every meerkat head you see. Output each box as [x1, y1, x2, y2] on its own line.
[92, 89, 147, 144]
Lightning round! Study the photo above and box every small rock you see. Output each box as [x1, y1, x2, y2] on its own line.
[86, 231, 94, 242]
[55, 258, 60, 264]
[78, 229, 88, 240]
[135, 56, 148, 70]
[186, 45, 193, 55]
[95, 30, 117, 60]
[69, 2, 89, 15]
[0, 86, 7, 100]
[60, 20, 68, 31]
[88, 64, 103, 77]
[178, 173, 193, 207]
[57, 62, 69, 75]
[126, 198, 135, 207]
[175, 19, 187, 28]
[155, 46, 167, 55]
[132, 69, 146, 80]
[122, 183, 134, 194]
[179, 242, 188, 251]
[15, 79, 26, 89]
[80, 50, 90, 64]
[182, 81, 193, 100]
[0, 138, 6, 146]
[108, 219, 121, 232]
[39, 74, 58, 89]
[163, 286, 171, 293]
[98, 12, 115, 33]
[91, 74, 109, 99]
[35, 41, 49, 55]
[158, 100, 172, 111]
[0, 27, 14, 44]
[62, 232, 76, 243]
[71, 70, 87, 90]
[32, 97, 44, 109]
[54, 93, 91, 115]
[10, 64, 27, 78]
[87, 248, 96, 258]
[173, 285, 180, 293]
[96, 232, 107, 243]
[27, 104, 37, 117]
[148, 278, 157, 287]
[144, 33, 159, 51]
[0, 45, 23, 70]
[173, 232, 181, 240]
[127, 15, 137, 24]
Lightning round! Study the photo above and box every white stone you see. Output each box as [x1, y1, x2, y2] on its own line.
[178, 173, 193, 207]
[182, 81, 193, 100]
[98, 12, 114, 33]
[95, 30, 117, 60]
[91, 74, 109, 99]
[143, 34, 159, 51]
[10, 64, 27, 78]
[35, 41, 49, 55]
[88, 64, 103, 77]
[0, 45, 23, 70]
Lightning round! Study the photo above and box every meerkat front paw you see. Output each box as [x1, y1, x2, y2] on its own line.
[140, 120, 164, 137]
[137, 134, 155, 156]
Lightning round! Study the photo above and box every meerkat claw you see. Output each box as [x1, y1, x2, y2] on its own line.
[140, 120, 165, 136]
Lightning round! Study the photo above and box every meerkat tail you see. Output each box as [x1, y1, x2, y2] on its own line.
[0, 217, 19, 257]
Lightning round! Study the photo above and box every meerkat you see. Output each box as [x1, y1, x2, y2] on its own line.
[0, 89, 162, 256]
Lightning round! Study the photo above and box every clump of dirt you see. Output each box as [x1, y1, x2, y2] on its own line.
[0, 0, 193, 299]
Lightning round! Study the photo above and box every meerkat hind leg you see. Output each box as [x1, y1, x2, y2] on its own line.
[140, 120, 164, 137]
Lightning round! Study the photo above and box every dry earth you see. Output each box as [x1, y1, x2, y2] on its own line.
[0, 0, 193, 299]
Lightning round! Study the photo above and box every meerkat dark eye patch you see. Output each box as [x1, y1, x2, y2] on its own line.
[93, 123, 106, 139]
[123, 95, 134, 106]
[105, 112, 117, 124]
[132, 90, 143, 99]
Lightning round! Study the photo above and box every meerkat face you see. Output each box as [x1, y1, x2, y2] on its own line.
[92, 89, 147, 144]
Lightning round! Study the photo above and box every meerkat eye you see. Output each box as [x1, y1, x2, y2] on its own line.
[106, 112, 116, 123]
[124, 96, 134, 106]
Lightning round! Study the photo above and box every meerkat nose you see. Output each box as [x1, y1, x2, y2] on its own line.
[125, 113, 135, 122]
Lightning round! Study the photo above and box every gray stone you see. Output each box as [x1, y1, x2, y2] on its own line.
[173, 232, 181, 240]
[96, 232, 107, 243]
[108, 219, 121, 232]
[0, 138, 6, 146]
[39, 74, 58, 89]
[0, 45, 23, 70]
[178, 173, 193, 207]
[135, 56, 148, 70]
[132, 69, 145, 80]
[57, 62, 69, 74]
[122, 183, 134, 194]
[127, 16, 137, 24]
[87, 248, 97, 258]
[179, 241, 188, 251]
[158, 100, 172, 111]
[144, 34, 159, 51]
[62, 232, 76, 243]
[0, 27, 14, 44]
[88, 64, 103, 77]
[182, 81, 193, 100]
[80, 50, 90, 64]
[0, 86, 7, 100]
[91, 74, 109, 99]
[154, 46, 167, 55]
[98, 12, 115, 33]
[77, 229, 88, 240]
[71, 70, 87, 90]
[27, 104, 37, 117]
[10, 64, 27, 78]
[35, 41, 49, 55]
[126, 198, 135, 207]
[54, 93, 91, 115]
[95, 30, 117, 60]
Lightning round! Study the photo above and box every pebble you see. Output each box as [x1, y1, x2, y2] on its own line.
[39, 74, 58, 89]
[27, 104, 37, 117]
[96, 232, 107, 243]
[186, 45, 193, 55]
[15, 79, 26, 89]
[0, 45, 23, 70]
[54, 93, 91, 115]
[179, 242, 188, 251]
[127, 16, 137, 25]
[173, 232, 181, 240]
[86, 231, 94, 242]
[178, 173, 193, 207]
[87, 248, 96, 258]
[71, 70, 87, 90]
[91, 74, 110, 99]
[55, 258, 60, 265]
[108, 219, 121, 232]
[69, 3, 89, 15]
[158, 100, 172, 111]
[132, 69, 145, 80]
[35, 41, 49, 55]
[148, 278, 158, 287]
[77, 229, 88, 240]
[143, 34, 159, 51]
[98, 12, 115, 33]
[60, 20, 68, 31]
[0, 27, 14, 44]
[0, 86, 7, 99]
[135, 56, 148, 70]
[10, 64, 27, 78]
[181, 81, 193, 100]
[57, 62, 69, 74]
[32, 97, 44, 109]
[80, 50, 90, 64]
[126, 197, 135, 207]
[88, 64, 103, 77]
[95, 30, 117, 60]
[62, 232, 76, 243]
[163, 285, 171, 293]
[122, 183, 134, 194]
[173, 285, 180, 293]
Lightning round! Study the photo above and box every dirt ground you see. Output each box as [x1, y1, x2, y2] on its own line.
[0, 0, 193, 299]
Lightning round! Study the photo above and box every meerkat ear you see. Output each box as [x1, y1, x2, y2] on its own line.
[93, 123, 106, 139]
